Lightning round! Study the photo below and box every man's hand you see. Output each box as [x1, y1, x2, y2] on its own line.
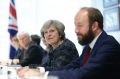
[17, 66, 45, 79]
[12, 59, 19, 64]
[17, 66, 29, 79]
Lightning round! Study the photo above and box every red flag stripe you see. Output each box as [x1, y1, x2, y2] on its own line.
[10, 4, 17, 19]
[9, 24, 18, 28]
[8, 0, 18, 59]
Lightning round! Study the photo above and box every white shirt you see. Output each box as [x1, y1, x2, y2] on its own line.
[89, 32, 102, 49]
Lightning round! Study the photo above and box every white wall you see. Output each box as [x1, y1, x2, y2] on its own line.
[0, 0, 9, 59]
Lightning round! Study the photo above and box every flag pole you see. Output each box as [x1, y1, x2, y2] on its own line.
[8, 0, 18, 59]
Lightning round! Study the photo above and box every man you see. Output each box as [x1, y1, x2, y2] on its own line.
[18, 7, 120, 79]
[13, 32, 44, 66]
[31, 34, 41, 45]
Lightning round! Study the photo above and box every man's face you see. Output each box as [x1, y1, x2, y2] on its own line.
[18, 34, 29, 48]
[74, 10, 94, 45]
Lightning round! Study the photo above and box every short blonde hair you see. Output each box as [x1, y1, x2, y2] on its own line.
[12, 36, 19, 43]
[40, 20, 65, 40]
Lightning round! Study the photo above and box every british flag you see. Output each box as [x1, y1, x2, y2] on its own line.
[8, 0, 18, 59]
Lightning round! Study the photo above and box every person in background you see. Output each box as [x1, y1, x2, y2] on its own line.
[13, 34, 41, 65]
[31, 34, 49, 67]
[15, 32, 43, 67]
[31, 34, 41, 45]
[0, 36, 24, 65]
[11, 36, 24, 65]
[18, 7, 120, 79]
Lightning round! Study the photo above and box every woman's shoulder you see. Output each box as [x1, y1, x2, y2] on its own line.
[62, 38, 76, 47]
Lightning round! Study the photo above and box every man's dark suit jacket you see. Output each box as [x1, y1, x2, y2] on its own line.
[48, 31, 120, 79]
[20, 43, 46, 67]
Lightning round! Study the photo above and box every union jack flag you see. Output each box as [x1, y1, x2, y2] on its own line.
[8, 0, 18, 59]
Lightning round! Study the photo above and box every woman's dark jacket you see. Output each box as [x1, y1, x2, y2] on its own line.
[43, 39, 79, 70]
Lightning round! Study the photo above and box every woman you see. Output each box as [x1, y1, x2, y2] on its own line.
[11, 36, 24, 64]
[40, 20, 79, 69]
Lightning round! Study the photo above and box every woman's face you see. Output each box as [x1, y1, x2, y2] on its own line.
[12, 41, 20, 49]
[44, 26, 61, 46]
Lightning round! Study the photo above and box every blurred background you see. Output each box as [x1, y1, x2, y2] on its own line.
[0, 0, 120, 59]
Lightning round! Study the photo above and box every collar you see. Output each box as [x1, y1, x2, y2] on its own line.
[89, 32, 102, 49]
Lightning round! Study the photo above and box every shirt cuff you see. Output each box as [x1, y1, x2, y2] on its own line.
[38, 67, 45, 73]
[43, 71, 49, 79]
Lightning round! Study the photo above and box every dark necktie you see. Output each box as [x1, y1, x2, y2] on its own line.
[23, 49, 27, 59]
[82, 46, 91, 65]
